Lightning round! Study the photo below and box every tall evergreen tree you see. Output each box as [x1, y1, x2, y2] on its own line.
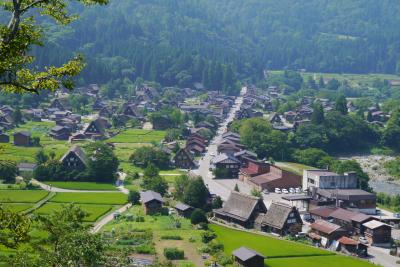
[335, 95, 348, 115]
[311, 102, 325, 124]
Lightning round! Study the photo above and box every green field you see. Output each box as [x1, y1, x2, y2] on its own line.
[43, 181, 117, 191]
[1, 203, 34, 212]
[210, 224, 374, 267]
[270, 70, 400, 88]
[210, 224, 331, 258]
[276, 162, 316, 176]
[50, 192, 127, 205]
[35, 203, 113, 222]
[0, 121, 79, 163]
[108, 129, 165, 143]
[266, 255, 373, 267]
[0, 190, 49, 203]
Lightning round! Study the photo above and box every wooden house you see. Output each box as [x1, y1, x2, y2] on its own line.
[214, 192, 267, 228]
[0, 133, 10, 143]
[174, 202, 194, 218]
[140, 190, 164, 215]
[13, 131, 31, 146]
[49, 125, 71, 140]
[173, 148, 195, 169]
[83, 118, 107, 139]
[232, 247, 265, 267]
[212, 153, 241, 178]
[363, 220, 392, 245]
[309, 220, 347, 245]
[255, 202, 302, 236]
[60, 145, 88, 170]
[50, 99, 65, 111]
[337, 236, 368, 257]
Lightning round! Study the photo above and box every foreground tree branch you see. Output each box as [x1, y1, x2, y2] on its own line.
[0, 0, 108, 93]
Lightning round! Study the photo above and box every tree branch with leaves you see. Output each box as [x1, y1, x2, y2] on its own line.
[0, 0, 108, 93]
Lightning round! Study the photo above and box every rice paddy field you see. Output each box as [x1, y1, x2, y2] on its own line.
[49, 192, 128, 205]
[42, 181, 117, 191]
[108, 129, 166, 143]
[210, 224, 375, 267]
[0, 190, 49, 203]
[35, 202, 113, 222]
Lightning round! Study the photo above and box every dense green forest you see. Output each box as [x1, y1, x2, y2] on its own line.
[33, 0, 400, 88]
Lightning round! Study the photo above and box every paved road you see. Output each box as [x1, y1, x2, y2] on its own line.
[191, 87, 247, 200]
[91, 203, 132, 233]
[368, 246, 399, 267]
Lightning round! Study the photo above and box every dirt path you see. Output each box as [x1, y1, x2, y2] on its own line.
[91, 203, 132, 233]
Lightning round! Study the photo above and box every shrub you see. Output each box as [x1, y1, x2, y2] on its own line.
[164, 248, 185, 260]
[190, 209, 208, 225]
[201, 231, 217, 243]
[161, 235, 183, 240]
[128, 190, 140, 205]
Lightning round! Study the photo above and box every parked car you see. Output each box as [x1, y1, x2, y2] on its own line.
[282, 188, 289, 194]
[394, 213, 400, 218]
[262, 189, 269, 194]
[295, 187, 302, 193]
[289, 188, 295, 194]
[275, 188, 281, 194]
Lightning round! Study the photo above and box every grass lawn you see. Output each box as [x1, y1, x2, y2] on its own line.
[275, 162, 316, 176]
[266, 255, 374, 267]
[1, 203, 34, 213]
[50, 192, 127, 205]
[0, 190, 49, 203]
[210, 224, 374, 267]
[108, 129, 165, 143]
[210, 224, 332, 258]
[35, 203, 113, 222]
[43, 181, 117, 191]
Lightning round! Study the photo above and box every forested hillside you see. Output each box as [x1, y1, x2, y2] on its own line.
[34, 0, 400, 87]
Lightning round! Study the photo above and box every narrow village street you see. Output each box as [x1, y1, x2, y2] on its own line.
[190, 87, 249, 200]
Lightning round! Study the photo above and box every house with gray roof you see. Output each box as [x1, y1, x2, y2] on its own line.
[212, 153, 241, 178]
[232, 246, 265, 267]
[140, 190, 164, 215]
[174, 202, 194, 218]
[255, 202, 302, 236]
[214, 191, 267, 228]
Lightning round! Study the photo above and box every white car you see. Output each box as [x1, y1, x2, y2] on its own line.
[295, 187, 302, 193]
[275, 188, 281, 194]
[262, 189, 269, 194]
[210, 152, 215, 156]
[289, 188, 295, 194]
[282, 189, 289, 194]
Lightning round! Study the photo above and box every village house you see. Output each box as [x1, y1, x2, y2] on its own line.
[13, 131, 31, 146]
[222, 132, 241, 143]
[50, 98, 65, 111]
[239, 160, 270, 181]
[174, 202, 194, 218]
[328, 208, 373, 234]
[173, 148, 196, 169]
[214, 191, 267, 228]
[309, 220, 347, 246]
[245, 164, 301, 191]
[363, 220, 392, 246]
[0, 133, 10, 143]
[0, 114, 13, 129]
[234, 150, 258, 166]
[217, 143, 243, 155]
[212, 153, 241, 178]
[83, 118, 107, 139]
[49, 125, 71, 140]
[232, 247, 265, 267]
[313, 188, 376, 214]
[122, 105, 144, 120]
[185, 137, 206, 155]
[255, 202, 302, 236]
[60, 145, 88, 170]
[337, 236, 368, 257]
[140, 190, 164, 215]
